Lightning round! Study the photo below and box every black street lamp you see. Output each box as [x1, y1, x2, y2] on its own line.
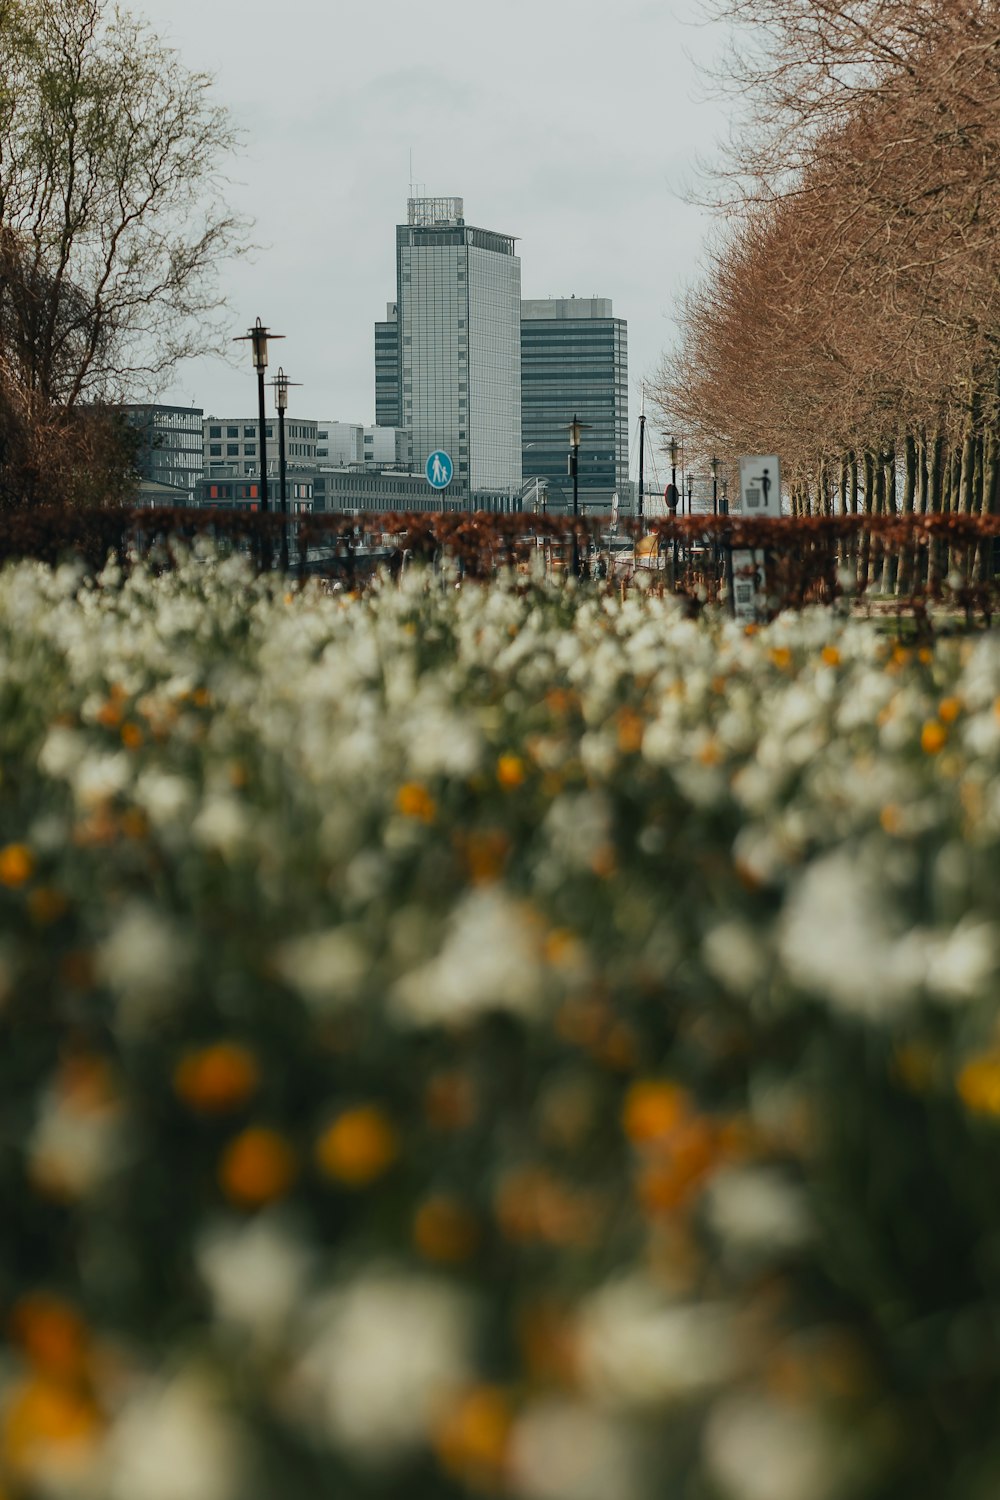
[234, 318, 284, 514]
[711, 454, 719, 516]
[566, 414, 591, 578]
[687, 472, 693, 516]
[271, 366, 301, 573]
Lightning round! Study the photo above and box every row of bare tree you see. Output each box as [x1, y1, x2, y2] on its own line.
[656, 0, 1000, 518]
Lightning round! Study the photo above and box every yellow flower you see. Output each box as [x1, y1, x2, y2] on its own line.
[219, 1128, 296, 1207]
[315, 1105, 398, 1186]
[433, 1386, 512, 1488]
[957, 1051, 1000, 1117]
[939, 696, 962, 724]
[0, 843, 34, 888]
[174, 1042, 260, 1114]
[921, 720, 947, 754]
[9, 1295, 90, 1381]
[821, 645, 841, 667]
[396, 781, 436, 821]
[770, 647, 792, 670]
[621, 1080, 688, 1144]
[497, 753, 526, 789]
[120, 721, 144, 749]
[413, 1196, 480, 1263]
[2, 1377, 103, 1478]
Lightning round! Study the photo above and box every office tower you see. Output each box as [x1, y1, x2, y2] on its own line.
[375, 303, 401, 427]
[382, 197, 521, 508]
[520, 297, 628, 512]
[121, 404, 204, 504]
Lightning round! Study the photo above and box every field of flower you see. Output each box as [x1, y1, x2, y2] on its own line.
[2, 546, 1000, 1500]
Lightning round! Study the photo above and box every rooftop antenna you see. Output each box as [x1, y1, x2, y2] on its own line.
[408, 149, 413, 199]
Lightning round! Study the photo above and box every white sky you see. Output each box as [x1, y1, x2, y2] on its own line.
[130, 0, 730, 447]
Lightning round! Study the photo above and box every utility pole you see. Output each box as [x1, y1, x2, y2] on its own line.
[637, 387, 646, 524]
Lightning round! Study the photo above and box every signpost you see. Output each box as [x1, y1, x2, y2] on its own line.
[732, 455, 781, 622]
[425, 450, 453, 491]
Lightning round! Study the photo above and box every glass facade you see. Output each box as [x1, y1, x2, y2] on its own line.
[122, 405, 204, 503]
[375, 305, 401, 427]
[520, 300, 629, 511]
[395, 202, 521, 508]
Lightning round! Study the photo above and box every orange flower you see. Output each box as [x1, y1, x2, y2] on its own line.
[27, 887, 68, 925]
[770, 647, 792, 670]
[457, 829, 510, 885]
[434, 1386, 512, 1488]
[494, 1167, 600, 1248]
[637, 1117, 719, 1215]
[957, 1051, 1000, 1117]
[0, 843, 34, 888]
[219, 1128, 296, 1207]
[622, 1079, 688, 1144]
[2, 1377, 103, 1476]
[879, 804, 902, 836]
[939, 696, 962, 724]
[174, 1043, 260, 1114]
[921, 720, 947, 755]
[497, 754, 526, 789]
[396, 782, 436, 822]
[821, 646, 841, 667]
[9, 1296, 89, 1381]
[315, 1105, 398, 1186]
[413, 1196, 480, 1263]
[616, 708, 644, 755]
[120, 722, 144, 750]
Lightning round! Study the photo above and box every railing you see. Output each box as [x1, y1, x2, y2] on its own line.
[2, 507, 1000, 622]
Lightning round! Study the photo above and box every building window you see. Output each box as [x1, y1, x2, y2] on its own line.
[244, 426, 255, 438]
[209, 426, 221, 439]
[245, 444, 256, 456]
[227, 426, 238, 438]
[209, 444, 221, 457]
[227, 444, 239, 456]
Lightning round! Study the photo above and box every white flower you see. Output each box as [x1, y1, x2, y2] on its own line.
[107, 1371, 247, 1500]
[272, 928, 370, 1008]
[133, 770, 194, 829]
[193, 796, 251, 860]
[704, 1395, 842, 1500]
[392, 888, 545, 1025]
[703, 920, 769, 996]
[778, 849, 928, 1018]
[578, 1275, 740, 1407]
[925, 919, 996, 1002]
[509, 1399, 647, 1500]
[705, 1166, 813, 1257]
[292, 1271, 474, 1458]
[97, 904, 190, 1024]
[196, 1215, 312, 1346]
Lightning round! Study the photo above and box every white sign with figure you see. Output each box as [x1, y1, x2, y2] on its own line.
[731, 548, 767, 623]
[738, 456, 781, 517]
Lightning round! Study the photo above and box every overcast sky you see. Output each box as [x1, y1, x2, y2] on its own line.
[131, 0, 730, 452]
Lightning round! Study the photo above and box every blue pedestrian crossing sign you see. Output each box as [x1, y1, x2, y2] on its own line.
[425, 450, 453, 490]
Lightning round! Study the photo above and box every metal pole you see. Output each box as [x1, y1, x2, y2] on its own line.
[256, 369, 269, 515]
[638, 404, 646, 524]
[278, 403, 288, 572]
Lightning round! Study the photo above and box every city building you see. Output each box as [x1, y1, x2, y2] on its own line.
[375, 304, 400, 427]
[317, 421, 410, 469]
[121, 404, 203, 505]
[520, 297, 628, 512]
[195, 474, 313, 511]
[312, 468, 443, 514]
[380, 196, 522, 509]
[203, 416, 317, 477]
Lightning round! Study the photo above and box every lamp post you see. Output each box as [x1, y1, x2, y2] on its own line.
[711, 454, 719, 516]
[234, 318, 284, 514]
[566, 415, 591, 578]
[687, 472, 693, 516]
[270, 367, 301, 573]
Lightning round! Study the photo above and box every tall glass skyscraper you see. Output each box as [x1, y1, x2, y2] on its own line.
[377, 198, 522, 508]
[521, 298, 628, 512]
